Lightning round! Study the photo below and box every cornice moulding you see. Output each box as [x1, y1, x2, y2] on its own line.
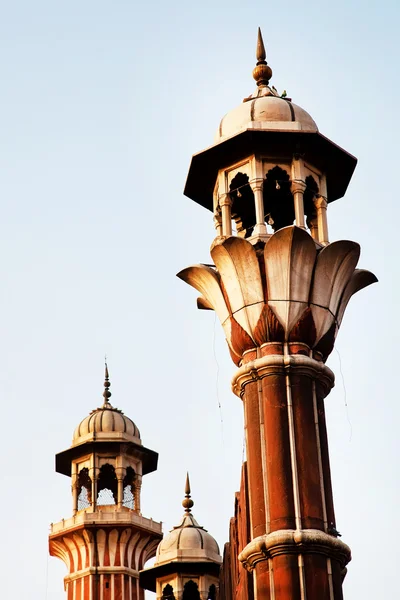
[231, 353, 335, 398]
[238, 529, 351, 571]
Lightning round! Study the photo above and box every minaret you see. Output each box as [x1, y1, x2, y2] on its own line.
[178, 30, 377, 600]
[140, 474, 221, 599]
[49, 366, 162, 600]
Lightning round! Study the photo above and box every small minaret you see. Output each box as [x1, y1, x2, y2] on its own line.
[140, 474, 221, 599]
[178, 29, 377, 600]
[49, 366, 162, 600]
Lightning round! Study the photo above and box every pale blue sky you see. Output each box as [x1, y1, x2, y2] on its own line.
[0, 1, 398, 598]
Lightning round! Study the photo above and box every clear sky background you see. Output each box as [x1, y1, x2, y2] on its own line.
[0, 1, 398, 598]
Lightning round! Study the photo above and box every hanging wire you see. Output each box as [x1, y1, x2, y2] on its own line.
[44, 552, 49, 600]
[335, 347, 353, 442]
[212, 312, 224, 445]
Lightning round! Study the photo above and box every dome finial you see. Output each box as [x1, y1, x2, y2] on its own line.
[103, 361, 112, 406]
[253, 27, 272, 87]
[182, 472, 194, 513]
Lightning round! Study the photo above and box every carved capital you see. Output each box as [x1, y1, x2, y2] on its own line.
[314, 195, 327, 209]
[238, 529, 351, 572]
[178, 227, 377, 364]
[232, 353, 335, 398]
[219, 196, 232, 208]
[291, 180, 307, 195]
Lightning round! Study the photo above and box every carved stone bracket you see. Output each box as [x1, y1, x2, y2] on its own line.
[232, 353, 335, 398]
[238, 529, 351, 572]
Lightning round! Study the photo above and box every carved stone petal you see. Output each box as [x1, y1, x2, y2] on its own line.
[336, 268, 378, 328]
[211, 237, 264, 341]
[264, 226, 316, 339]
[177, 265, 230, 325]
[197, 297, 214, 310]
[177, 265, 240, 360]
[311, 241, 360, 345]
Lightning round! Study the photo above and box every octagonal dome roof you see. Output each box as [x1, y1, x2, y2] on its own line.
[215, 29, 317, 142]
[154, 475, 221, 567]
[216, 92, 318, 142]
[72, 365, 141, 447]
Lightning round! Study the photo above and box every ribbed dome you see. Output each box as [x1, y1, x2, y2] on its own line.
[216, 93, 318, 142]
[155, 513, 221, 566]
[215, 30, 317, 142]
[71, 365, 141, 447]
[72, 404, 141, 447]
[154, 475, 221, 567]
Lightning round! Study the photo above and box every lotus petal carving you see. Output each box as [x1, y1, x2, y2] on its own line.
[177, 226, 377, 365]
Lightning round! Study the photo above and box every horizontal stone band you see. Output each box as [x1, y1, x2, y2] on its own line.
[232, 353, 334, 398]
[64, 566, 140, 583]
[238, 529, 351, 571]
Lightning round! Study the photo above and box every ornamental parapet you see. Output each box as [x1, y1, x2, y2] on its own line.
[49, 509, 162, 535]
[238, 529, 351, 572]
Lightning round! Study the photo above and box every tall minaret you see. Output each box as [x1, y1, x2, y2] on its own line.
[178, 29, 377, 600]
[49, 366, 162, 600]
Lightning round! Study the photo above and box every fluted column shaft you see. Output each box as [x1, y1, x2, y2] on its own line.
[234, 343, 348, 600]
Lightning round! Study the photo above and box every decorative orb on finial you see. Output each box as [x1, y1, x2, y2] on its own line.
[252, 27, 272, 87]
[182, 472, 194, 513]
[103, 363, 112, 404]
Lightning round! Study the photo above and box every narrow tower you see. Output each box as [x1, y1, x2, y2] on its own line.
[178, 30, 377, 600]
[140, 474, 222, 599]
[49, 366, 162, 600]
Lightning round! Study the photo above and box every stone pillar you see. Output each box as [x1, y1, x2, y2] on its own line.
[90, 467, 98, 512]
[220, 196, 232, 236]
[233, 346, 350, 600]
[291, 180, 307, 230]
[214, 211, 222, 237]
[135, 475, 142, 513]
[117, 471, 124, 509]
[71, 463, 78, 516]
[291, 157, 306, 229]
[250, 179, 268, 237]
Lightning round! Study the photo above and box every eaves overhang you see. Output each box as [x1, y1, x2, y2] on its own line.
[55, 440, 158, 477]
[139, 560, 221, 592]
[184, 129, 357, 210]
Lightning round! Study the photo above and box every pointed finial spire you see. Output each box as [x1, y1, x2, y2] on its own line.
[256, 27, 266, 63]
[182, 472, 194, 513]
[253, 27, 272, 87]
[103, 362, 112, 406]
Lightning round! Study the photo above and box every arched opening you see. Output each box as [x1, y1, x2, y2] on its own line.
[123, 466, 136, 509]
[97, 463, 117, 506]
[229, 172, 256, 238]
[162, 584, 175, 599]
[208, 584, 217, 599]
[263, 166, 294, 231]
[182, 580, 201, 600]
[303, 175, 319, 231]
[77, 467, 92, 510]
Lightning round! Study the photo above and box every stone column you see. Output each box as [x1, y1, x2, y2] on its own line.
[214, 211, 222, 238]
[90, 467, 98, 512]
[135, 475, 142, 513]
[315, 196, 329, 245]
[291, 180, 307, 230]
[233, 345, 350, 600]
[71, 463, 78, 516]
[250, 179, 268, 237]
[117, 471, 124, 509]
[219, 196, 232, 236]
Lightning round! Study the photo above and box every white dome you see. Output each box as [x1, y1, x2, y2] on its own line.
[216, 93, 318, 142]
[155, 513, 221, 566]
[72, 403, 141, 447]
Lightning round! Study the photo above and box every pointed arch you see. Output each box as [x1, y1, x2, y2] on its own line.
[182, 580, 201, 600]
